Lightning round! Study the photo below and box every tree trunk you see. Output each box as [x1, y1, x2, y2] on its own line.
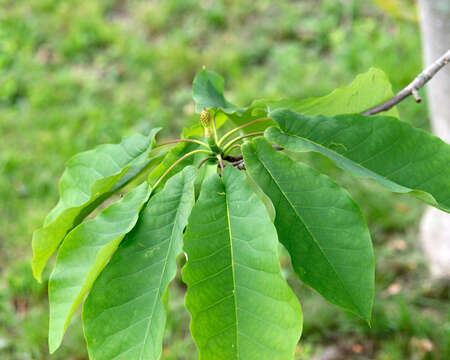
[418, 0, 450, 279]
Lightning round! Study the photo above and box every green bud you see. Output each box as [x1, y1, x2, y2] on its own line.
[199, 108, 220, 153]
[200, 108, 211, 128]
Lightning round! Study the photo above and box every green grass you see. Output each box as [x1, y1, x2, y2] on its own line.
[1, 0, 448, 359]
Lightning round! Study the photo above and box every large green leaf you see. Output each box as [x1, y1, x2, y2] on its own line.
[182, 166, 302, 360]
[263, 67, 399, 118]
[192, 69, 238, 113]
[48, 182, 151, 353]
[242, 138, 374, 321]
[83, 167, 196, 360]
[238, 68, 398, 132]
[266, 109, 450, 212]
[194, 163, 218, 199]
[32, 129, 160, 281]
[244, 172, 276, 223]
[192, 68, 398, 135]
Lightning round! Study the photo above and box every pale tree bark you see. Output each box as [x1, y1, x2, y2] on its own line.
[418, 0, 450, 279]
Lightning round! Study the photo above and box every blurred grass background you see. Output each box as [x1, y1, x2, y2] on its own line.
[1, 0, 449, 359]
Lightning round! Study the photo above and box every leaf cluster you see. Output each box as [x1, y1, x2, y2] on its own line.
[33, 69, 450, 359]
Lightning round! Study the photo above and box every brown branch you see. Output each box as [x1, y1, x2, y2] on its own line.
[230, 159, 245, 170]
[362, 48, 450, 115]
[216, 154, 225, 176]
[223, 144, 284, 163]
[224, 154, 243, 162]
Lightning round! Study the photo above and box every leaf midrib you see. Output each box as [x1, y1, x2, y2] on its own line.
[138, 179, 188, 360]
[255, 151, 363, 316]
[224, 182, 240, 360]
[275, 127, 411, 192]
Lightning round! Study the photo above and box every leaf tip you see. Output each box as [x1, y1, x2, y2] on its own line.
[33, 272, 43, 284]
[364, 311, 373, 328]
[31, 258, 43, 283]
[48, 334, 62, 354]
[356, 304, 373, 327]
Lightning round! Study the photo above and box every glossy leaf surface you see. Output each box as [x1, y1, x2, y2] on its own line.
[192, 68, 398, 134]
[32, 129, 160, 281]
[240, 67, 398, 131]
[192, 69, 237, 113]
[48, 182, 151, 353]
[182, 166, 302, 360]
[83, 167, 196, 360]
[263, 67, 398, 118]
[191, 69, 271, 133]
[243, 138, 374, 321]
[266, 110, 450, 212]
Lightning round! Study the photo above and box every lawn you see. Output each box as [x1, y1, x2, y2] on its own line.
[0, 0, 448, 359]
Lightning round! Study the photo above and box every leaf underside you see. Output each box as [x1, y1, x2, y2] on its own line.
[266, 110, 450, 212]
[243, 138, 374, 321]
[83, 167, 197, 360]
[48, 182, 151, 353]
[182, 166, 303, 360]
[32, 129, 160, 281]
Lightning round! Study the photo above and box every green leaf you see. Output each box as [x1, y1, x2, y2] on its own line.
[32, 129, 160, 282]
[262, 67, 399, 118]
[83, 167, 196, 360]
[191, 69, 269, 132]
[221, 67, 399, 134]
[194, 163, 217, 199]
[244, 172, 276, 223]
[226, 104, 276, 133]
[242, 138, 374, 321]
[182, 166, 302, 360]
[48, 182, 151, 353]
[266, 109, 450, 212]
[192, 69, 237, 113]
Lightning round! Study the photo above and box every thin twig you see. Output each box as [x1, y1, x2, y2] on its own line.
[233, 159, 245, 170]
[224, 154, 243, 162]
[152, 149, 210, 190]
[197, 156, 215, 169]
[218, 117, 269, 146]
[224, 144, 282, 162]
[224, 157, 245, 169]
[230, 159, 244, 166]
[223, 144, 241, 157]
[216, 154, 225, 176]
[222, 131, 264, 153]
[158, 138, 210, 149]
[212, 111, 219, 144]
[362, 48, 450, 115]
